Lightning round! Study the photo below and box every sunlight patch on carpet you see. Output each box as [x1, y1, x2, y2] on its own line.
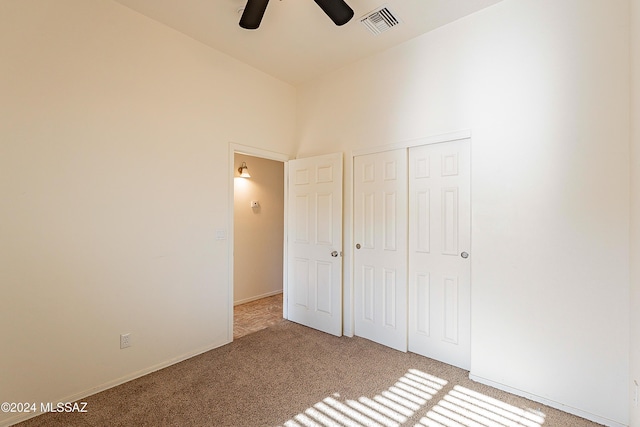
[281, 369, 446, 427]
[416, 386, 546, 427]
[281, 370, 546, 427]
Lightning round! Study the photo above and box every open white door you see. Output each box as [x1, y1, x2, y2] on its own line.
[287, 153, 343, 336]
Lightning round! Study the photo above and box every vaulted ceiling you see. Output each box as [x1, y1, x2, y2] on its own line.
[113, 0, 503, 85]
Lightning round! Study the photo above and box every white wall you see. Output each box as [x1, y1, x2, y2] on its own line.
[0, 1, 295, 425]
[631, 1, 640, 425]
[233, 154, 284, 305]
[297, 0, 630, 425]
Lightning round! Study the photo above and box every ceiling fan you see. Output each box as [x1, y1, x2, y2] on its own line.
[239, 0, 354, 30]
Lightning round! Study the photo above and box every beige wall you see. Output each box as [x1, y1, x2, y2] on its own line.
[631, 1, 640, 425]
[233, 154, 284, 305]
[297, 0, 630, 424]
[0, 1, 295, 425]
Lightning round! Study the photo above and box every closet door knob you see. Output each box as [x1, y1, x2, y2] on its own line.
[461, 252, 469, 259]
[356, 243, 361, 249]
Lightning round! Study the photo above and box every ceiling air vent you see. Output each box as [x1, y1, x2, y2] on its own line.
[360, 6, 400, 35]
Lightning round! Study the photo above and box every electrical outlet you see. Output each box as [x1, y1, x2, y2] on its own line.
[120, 333, 131, 349]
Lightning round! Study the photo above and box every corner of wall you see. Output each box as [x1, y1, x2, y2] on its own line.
[631, 0, 640, 424]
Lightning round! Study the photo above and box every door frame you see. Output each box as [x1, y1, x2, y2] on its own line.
[347, 129, 471, 340]
[228, 143, 290, 342]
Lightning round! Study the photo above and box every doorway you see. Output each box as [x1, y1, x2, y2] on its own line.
[232, 150, 287, 340]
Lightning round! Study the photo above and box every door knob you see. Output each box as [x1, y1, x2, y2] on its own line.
[461, 252, 469, 259]
[356, 243, 361, 249]
[331, 250, 340, 257]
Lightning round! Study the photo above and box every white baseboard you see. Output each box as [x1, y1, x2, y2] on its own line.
[469, 373, 628, 427]
[1, 340, 230, 427]
[234, 290, 283, 306]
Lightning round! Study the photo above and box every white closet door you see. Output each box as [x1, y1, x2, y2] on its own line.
[353, 149, 408, 352]
[408, 140, 471, 369]
[287, 153, 343, 336]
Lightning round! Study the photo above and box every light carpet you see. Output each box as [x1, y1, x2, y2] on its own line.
[17, 321, 602, 426]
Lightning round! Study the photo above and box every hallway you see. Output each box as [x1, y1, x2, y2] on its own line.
[233, 293, 284, 339]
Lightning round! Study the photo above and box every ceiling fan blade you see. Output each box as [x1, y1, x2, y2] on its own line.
[313, 0, 354, 26]
[239, 0, 270, 30]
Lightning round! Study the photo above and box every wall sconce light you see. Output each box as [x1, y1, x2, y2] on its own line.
[238, 161, 251, 178]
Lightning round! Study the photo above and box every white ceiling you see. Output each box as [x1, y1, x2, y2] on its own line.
[113, 0, 503, 85]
